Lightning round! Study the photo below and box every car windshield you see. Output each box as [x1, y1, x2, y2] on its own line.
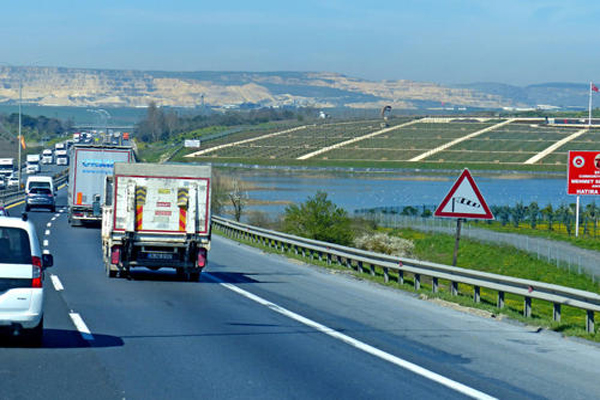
[30, 183, 50, 190]
[0, 227, 31, 264]
[29, 187, 51, 195]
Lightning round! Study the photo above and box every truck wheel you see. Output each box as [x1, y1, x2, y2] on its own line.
[189, 271, 201, 282]
[105, 263, 117, 278]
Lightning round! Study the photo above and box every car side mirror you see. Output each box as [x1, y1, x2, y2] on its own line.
[42, 254, 53, 268]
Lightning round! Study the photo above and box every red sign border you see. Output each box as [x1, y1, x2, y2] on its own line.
[434, 169, 494, 219]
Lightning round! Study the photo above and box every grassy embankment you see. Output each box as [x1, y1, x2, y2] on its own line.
[213, 224, 600, 342]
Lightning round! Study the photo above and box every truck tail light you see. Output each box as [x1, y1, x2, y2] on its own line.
[111, 246, 121, 264]
[32, 256, 43, 288]
[197, 248, 207, 268]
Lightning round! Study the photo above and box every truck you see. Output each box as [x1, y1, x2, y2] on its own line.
[68, 144, 135, 226]
[26, 154, 41, 174]
[0, 158, 15, 178]
[55, 149, 68, 166]
[101, 163, 212, 281]
[41, 149, 53, 164]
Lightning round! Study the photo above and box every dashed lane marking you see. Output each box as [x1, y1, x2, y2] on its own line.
[45, 230, 50, 236]
[50, 275, 64, 291]
[43, 240, 49, 247]
[69, 313, 94, 341]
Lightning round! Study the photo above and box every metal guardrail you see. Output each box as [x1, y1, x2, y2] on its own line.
[212, 216, 600, 333]
[0, 169, 69, 207]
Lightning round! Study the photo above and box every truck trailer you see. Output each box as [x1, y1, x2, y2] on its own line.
[101, 163, 211, 281]
[68, 144, 135, 225]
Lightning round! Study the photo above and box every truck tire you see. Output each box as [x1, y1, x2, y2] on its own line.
[105, 262, 117, 278]
[189, 271, 201, 282]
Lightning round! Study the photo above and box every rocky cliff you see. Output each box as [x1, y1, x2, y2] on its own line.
[0, 66, 585, 110]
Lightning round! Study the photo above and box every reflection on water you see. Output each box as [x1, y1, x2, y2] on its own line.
[225, 171, 596, 216]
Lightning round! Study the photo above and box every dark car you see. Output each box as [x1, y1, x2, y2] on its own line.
[0, 206, 9, 217]
[25, 187, 56, 212]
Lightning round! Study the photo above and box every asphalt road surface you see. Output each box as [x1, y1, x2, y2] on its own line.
[2, 186, 600, 399]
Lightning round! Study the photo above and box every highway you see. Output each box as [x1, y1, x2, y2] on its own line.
[2, 184, 600, 399]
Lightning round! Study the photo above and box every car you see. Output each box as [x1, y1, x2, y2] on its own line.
[7, 176, 19, 189]
[0, 214, 53, 346]
[0, 206, 9, 217]
[0, 178, 6, 190]
[25, 187, 56, 212]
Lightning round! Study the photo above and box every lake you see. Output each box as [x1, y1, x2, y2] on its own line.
[225, 169, 598, 216]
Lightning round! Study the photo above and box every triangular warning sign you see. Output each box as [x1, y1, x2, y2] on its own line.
[434, 169, 494, 220]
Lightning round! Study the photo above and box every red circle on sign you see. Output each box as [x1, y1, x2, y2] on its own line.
[573, 156, 585, 168]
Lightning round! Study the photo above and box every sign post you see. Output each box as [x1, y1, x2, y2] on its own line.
[567, 151, 600, 237]
[434, 169, 494, 266]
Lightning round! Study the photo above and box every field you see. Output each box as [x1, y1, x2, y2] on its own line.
[184, 117, 600, 171]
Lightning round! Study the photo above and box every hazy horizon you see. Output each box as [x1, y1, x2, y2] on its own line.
[1, 1, 599, 86]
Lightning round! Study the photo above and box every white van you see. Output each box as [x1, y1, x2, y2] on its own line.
[25, 176, 55, 195]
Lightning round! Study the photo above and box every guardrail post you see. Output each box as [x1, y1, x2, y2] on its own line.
[370, 264, 375, 276]
[383, 267, 389, 283]
[474, 286, 480, 303]
[451, 281, 458, 296]
[497, 291, 505, 309]
[414, 274, 421, 290]
[432, 277, 438, 293]
[524, 297, 532, 317]
[398, 270, 404, 285]
[357, 261, 363, 273]
[294, 245, 299, 255]
[586, 311, 595, 333]
[553, 303, 561, 322]
[327, 253, 331, 265]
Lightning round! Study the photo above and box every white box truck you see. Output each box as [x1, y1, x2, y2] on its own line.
[101, 163, 211, 281]
[68, 144, 135, 225]
[55, 149, 68, 166]
[26, 154, 41, 174]
[41, 149, 53, 165]
[0, 158, 15, 178]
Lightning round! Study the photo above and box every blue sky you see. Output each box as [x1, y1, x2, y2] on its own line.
[1, 1, 599, 85]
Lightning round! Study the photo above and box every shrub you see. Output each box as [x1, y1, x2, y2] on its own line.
[353, 232, 415, 257]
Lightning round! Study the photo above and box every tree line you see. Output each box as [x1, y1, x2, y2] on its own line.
[134, 102, 317, 143]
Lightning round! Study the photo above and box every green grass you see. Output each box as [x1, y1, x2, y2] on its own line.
[213, 224, 600, 341]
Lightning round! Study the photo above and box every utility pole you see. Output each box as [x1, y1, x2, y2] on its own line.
[17, 76, 22, 186]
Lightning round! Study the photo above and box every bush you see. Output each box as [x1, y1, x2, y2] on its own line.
[282, 191, 353, 246]
[353, 232, 415, 257]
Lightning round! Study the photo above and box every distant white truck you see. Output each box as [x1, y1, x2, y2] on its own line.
[26, 154, 41, 174]
[41, 149, 53, 164]
[55, 149, 68, 166]
[0, 158, 15, 178]
[101, 163, 212, 280]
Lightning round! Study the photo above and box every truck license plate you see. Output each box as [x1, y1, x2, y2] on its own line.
[146, 253, 173, 260]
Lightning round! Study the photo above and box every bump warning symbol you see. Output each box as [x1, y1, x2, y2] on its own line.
[434, 169, 494, 220]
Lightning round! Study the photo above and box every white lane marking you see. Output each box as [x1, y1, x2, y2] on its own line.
[50, 275, 64, 291]
[43, 249, 50, 255]
[54, 213, 60, 218]
[46, 222, 52, 228]
[206, 273, 496, 400]
[51, 217, 57, 221]
[45, 230, 50, 236]
[69, 313, 94, 341]
[43, 240, 49, 247]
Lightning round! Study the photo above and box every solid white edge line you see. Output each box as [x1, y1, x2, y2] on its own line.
[206, 273, 496, 400]
[50, 274, 64, 291]
[69, 312, 94, 341]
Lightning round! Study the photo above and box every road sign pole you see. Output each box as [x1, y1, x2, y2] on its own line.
[576, 195, 580, 238]
[452, 218, 462, 266]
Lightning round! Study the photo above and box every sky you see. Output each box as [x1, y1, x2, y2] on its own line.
[1, 1, 599, 86]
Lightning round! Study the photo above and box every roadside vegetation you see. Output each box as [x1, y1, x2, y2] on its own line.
[214, 192, 600, 342]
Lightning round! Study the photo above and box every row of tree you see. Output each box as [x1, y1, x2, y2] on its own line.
[134, 102, 318, 143]
[390, 202, 600, 238]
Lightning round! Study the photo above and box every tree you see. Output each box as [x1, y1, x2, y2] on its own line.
[541, 204, 554, 231]
[282, 191, 353, 246]
[228, 180, 248, 222]
[527, 202, 540, 229]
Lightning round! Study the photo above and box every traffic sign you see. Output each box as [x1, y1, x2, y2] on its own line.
[434, 169, 494, 220]
[567, 150, 600, 195]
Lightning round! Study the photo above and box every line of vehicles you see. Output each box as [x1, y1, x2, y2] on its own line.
[1, 137, 212, 345]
